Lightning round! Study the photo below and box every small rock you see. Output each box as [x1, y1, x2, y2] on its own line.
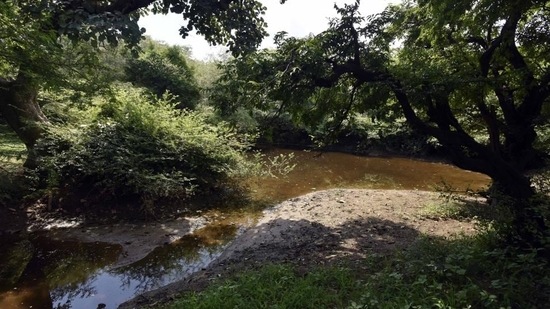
[337, 200, 345, 204]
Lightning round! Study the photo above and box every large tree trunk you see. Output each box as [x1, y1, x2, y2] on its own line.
[0, 72, 49, 168]
[498, 177, 547, 243]
[469, 157, 548, 249]
[391, 84, 548, 247]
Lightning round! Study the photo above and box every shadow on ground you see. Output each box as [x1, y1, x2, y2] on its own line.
[120, 215, 437, 308]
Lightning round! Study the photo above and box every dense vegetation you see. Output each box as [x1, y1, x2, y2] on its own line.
[0, 0, 276, 215]
[210, 0, 550, 245]
[36, 86, 254, 214]
[125, 40, 201, 109]
[0, 0, 549, 307]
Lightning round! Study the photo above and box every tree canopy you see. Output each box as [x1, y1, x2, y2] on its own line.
[1, 0, 549, 240]
[211, 0, 550, 240]
[0, 0, 274, 166]
[125, 39, 201, 109]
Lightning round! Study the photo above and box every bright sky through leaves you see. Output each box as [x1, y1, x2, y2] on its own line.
[138, 0, 398, 60]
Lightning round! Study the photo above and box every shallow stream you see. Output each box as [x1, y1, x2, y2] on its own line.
[0, 149, 490, 309]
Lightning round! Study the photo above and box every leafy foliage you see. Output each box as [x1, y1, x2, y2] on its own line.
[353, 234, 550, 309]
[214, 0, 550, 186]
[1, 0, 272, 89]
[0, 0, 274, 170]
[125, 40, 200, 109]
[0, 124, 26, 206]
[210, 0, 550, 241]
[35, 86, 252, 214]
[0, 0, 63, 83]
[149, 0, 270, 56]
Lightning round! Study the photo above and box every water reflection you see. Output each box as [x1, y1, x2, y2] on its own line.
[249, 149, 490, 202]
[0, 237, 33, 291]
[111, 223, 238, 295]
[0, 224, 239, 309]
[0, 149, 491, 308]
[0, 236, 121, 309]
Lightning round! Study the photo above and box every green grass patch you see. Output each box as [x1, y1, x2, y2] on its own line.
[420, 199, 488, 221]
[157, 264, 364, 309]
[0, 123, 26, 170]
[420, 191, 512, 225]
[157, 232, 549, 309]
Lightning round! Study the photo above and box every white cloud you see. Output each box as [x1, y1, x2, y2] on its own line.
[138, 0, 399, 60]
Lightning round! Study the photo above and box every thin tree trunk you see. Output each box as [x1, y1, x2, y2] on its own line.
[0, 72, 49, 168]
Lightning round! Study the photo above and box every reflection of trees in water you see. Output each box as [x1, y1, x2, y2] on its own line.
[49, 274, 98, 306]
[1, 224, 239, 308]
[113, 225, 238, 293]
[54, 301, 72, 309]
[27, 236, 122, 307]
[52, 280, 98, 309]
[116, 248, 223, 293]
[0, 237, 34, 290]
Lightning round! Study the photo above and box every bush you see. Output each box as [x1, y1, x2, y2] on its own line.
[35, 86, 253, 215]
[125, 40, 200, 109]
[0, 124, 27, 207]
[352, 233, 550, 309]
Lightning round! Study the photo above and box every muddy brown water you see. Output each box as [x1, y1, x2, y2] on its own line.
[0, 149, 490, 309]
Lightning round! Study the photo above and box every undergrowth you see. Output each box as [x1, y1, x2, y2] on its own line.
[156, 231, 549, 309]
[157, 264, 363, 309]
[0, 123, 26, 168]
[355, 234, 549, 308]
[34, 86, 257, 215]
[0, 123, 26, 206]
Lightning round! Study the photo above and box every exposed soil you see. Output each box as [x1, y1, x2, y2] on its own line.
[119, 189, 484, 309]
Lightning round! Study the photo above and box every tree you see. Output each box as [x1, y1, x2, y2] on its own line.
[0, 0, 271, 167]
[125, 39, 200, 109]
[214, 0, 550, 242]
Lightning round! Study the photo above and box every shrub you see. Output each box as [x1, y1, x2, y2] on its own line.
[0, 124, 27, 206]
[35, 86, 252, 215]
[125, 40, 200, 109]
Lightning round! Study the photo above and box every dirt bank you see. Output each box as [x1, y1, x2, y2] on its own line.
[120, 188, 484, 309]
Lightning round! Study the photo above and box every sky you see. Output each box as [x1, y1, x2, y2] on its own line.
[138, 0, 398, 60]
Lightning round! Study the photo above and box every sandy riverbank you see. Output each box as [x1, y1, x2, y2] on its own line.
[119, 188, 484, 308]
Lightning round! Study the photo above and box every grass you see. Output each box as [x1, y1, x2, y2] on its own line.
[420, 186, 515, 226]
[357, 235, 549, 309]
[420, 199, 493, 222]
[0, 124, 26, 206]
[155, 230, 550, 309]
[0, 123, 26, 170]
[157, 265, 364, 309]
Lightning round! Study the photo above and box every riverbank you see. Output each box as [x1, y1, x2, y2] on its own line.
[120, 188, 484, 308]
[0, 146, 490, 235]
[0, 149, 491, 308]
